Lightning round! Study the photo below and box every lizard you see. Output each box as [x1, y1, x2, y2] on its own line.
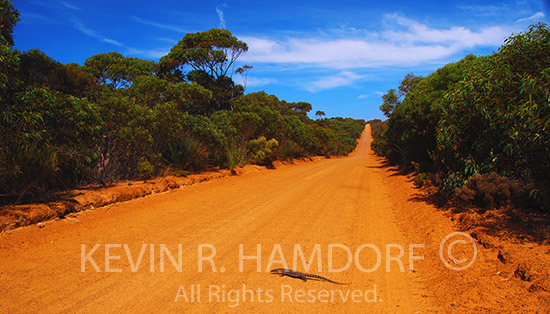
[270, 268, 350, 285]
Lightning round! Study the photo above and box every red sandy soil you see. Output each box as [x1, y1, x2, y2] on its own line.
[0, 125, 548, 313]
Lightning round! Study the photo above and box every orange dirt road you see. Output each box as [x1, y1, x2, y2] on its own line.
[0, 126, 544, 313]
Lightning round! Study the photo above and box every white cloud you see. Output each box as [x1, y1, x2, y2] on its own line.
[60, 1, 81, 10]
[383, 14, 508, 48]
[306, 71, 364, 92]
[233, 73, 278, 87]
[125, 47, 170, 59]
[357, 94, 369, 99]
[71, 20, 124, 47]
[72, 19, 170, 59]
[245, 76, 279, 87]
[133, 16, 187, 33]
[242, 36, 455, 68]
[216, 6, 226, 29]
[517, 11, 546, 22]
[240, 15, 510, 70]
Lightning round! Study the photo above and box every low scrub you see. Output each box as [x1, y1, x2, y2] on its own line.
[248, 137, 278, 168]
[455, 173, 519, 209]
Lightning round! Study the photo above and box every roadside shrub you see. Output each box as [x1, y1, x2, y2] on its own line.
[368, 119, 386, 141]
[455, 172, 519, 209]
[226, 141, 248, 172]
[249, 137, 278, 168]
[413, 172, 429, 188]
[277, 139, 303, 160]
[137, 158, 155, 180]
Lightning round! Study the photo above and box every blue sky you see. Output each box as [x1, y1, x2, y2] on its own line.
[12, 0, 550, 120]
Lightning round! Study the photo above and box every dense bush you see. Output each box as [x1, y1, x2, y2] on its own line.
[0, 2, 365, 202]
[372, 23, 550, 211]
[368, 119, 386, 154]
[0, 86, 103, 200]
[248, 137, 279, 167]
[455, 173, 519, 209]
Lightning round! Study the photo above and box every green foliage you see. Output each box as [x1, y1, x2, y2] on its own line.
[0, 40, 19, 92]
[128, 75, 213, 114]
[369, 118, 387, 157]
[367, 119, 385, 140]
[1, 87, 102, 198]
[0, 0, 19, 46]
[378, 57, 472, 170]
[413, 172, 428, 188]
[94, 91, 153, 182]
[186, 70, 241, 111]
[226, 141, 248, 171]
[248, 137, 279, 167]
[442, 172, 467, 195]
[374, 23, 550, 210]
[16, 49, 95, 97]
[379, 89, 399, 118]
[160, 28, 248, 80]
[158, 28, 248, 112]
[438, 24, 550, 208]
[84, 52, 155, 89]
[327, 118, 366, 156]
[137, 158, 155, 180]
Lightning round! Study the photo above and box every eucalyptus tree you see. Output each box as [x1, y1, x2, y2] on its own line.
[160, 28, 248, 81]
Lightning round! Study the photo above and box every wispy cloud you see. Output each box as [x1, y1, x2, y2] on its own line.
[357, 94, 369, 99]
[517, 11, 546, 22]
[382, 14, 508, 48]
[306, 71, 364, 92]
[71, 19, 124, 47]
[71, 19, 168, 59]
[239, 76, 279, 87]
[242, 36, 452, 69]
[240, 15, 510, 70]
[60, 1, 81, 10]
[216, 6, 226, 29]
[125, 47, 170, 59]
[133, 16, 187, 33]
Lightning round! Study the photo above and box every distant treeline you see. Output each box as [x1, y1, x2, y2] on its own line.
[0, 1, 365, 202]
[370, 23, 549, 211]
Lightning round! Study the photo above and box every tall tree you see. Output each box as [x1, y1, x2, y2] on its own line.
[160, 28, 248, 81]
[379, 89, 400, 118]
[0, 0, 19, 46]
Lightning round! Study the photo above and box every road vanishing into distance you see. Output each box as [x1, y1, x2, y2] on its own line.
[0, 126, 543, 313]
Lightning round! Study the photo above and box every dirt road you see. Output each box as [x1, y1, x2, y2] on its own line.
[0, 126, 546, 313]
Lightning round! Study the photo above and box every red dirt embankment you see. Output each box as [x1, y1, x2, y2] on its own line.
[0, 169, 233, 232]
[0, 159, 322, 232]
